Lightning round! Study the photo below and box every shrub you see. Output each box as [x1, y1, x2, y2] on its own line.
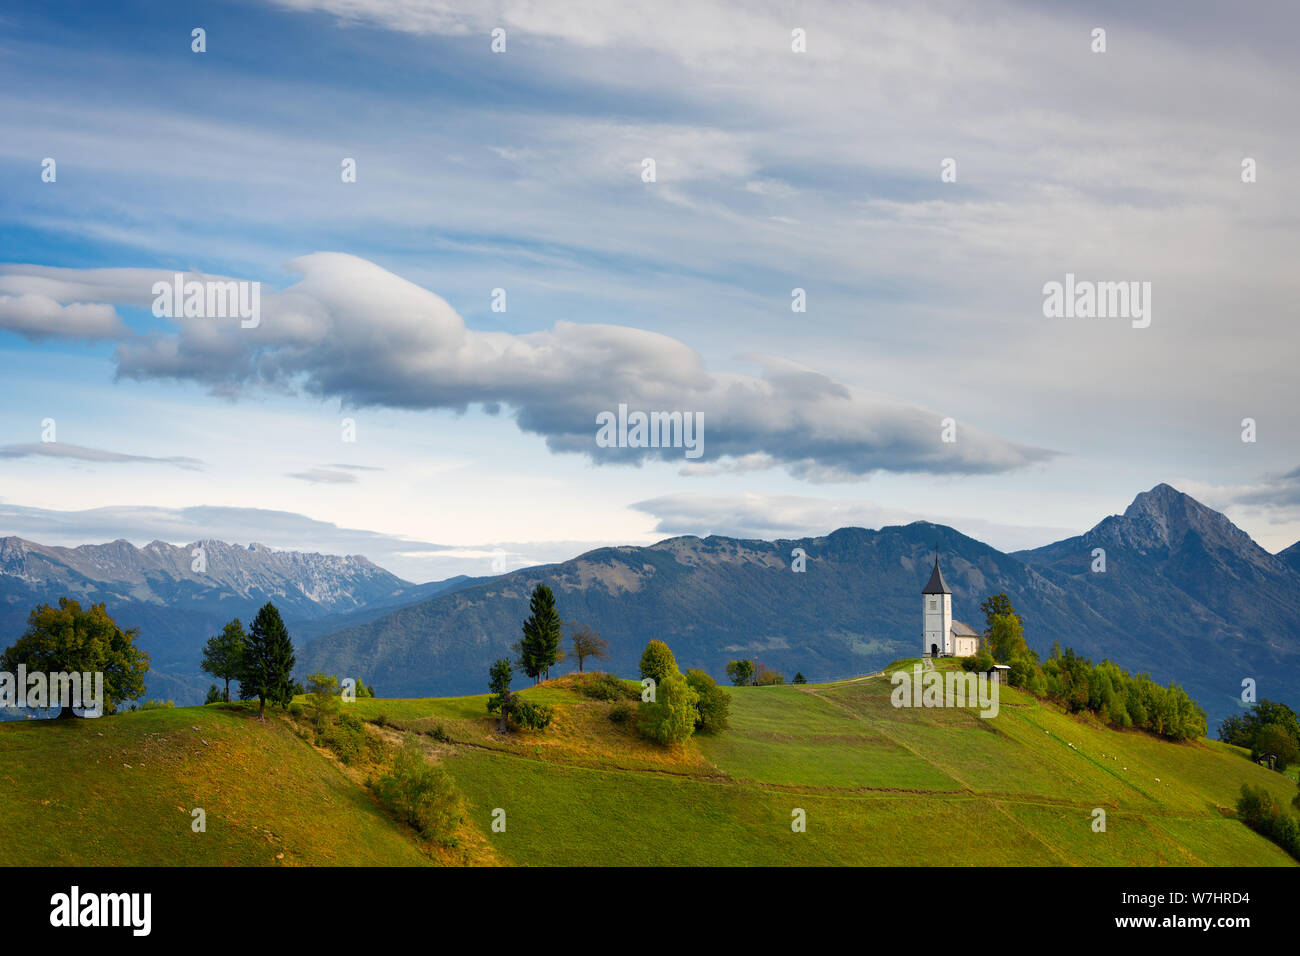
[318, 710, 370, 764]
[513, 699, 553, 731]
[755, 663, 785, 686]
[572, 671, 638, 702]
[426, 722, 451, 742]
[373, 741, 464, 843]
[685, 669, 731, 734]
[608, 701, 633, 724]
[1237, 784, 1300, 861]
[139, 699, 175, 710]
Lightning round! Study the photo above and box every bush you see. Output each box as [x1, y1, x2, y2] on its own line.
[608, 701, 633, 724]
[426, 722, 451, 742]
[373, 741, 464, 843]
[572, 671, 638, 702]
[139, 699, 175, 710]
[318, 710, 370, 764]
[513, 699, 553, 731]
[755, 663, 785, 686]
[685, 669, 730, 734]
[1237, 784, 1300, 861]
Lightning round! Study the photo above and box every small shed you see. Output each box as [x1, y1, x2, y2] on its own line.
[987, 664, 1012, 685]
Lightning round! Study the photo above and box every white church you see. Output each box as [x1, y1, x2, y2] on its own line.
[921, 556, 980, 658]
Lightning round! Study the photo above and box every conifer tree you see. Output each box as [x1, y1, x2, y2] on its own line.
[240, 602, 296, 718]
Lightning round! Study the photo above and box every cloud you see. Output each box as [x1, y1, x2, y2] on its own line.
[0, 293, 126, 341]
[630, 492, 1078, 552]
[0, 443, 204, 470]
[0, 253, 1053, 479]
[287, 467, 361, 484]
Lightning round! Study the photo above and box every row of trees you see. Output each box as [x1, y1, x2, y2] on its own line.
[962, 593, 1207, 742]
[724, 659, 795, 686]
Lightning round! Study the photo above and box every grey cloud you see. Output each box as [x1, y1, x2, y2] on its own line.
[0, 294, 126, 341]
[13, 253, 1053, 479]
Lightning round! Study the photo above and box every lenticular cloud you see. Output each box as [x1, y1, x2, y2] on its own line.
[2, 253, 1053, 478]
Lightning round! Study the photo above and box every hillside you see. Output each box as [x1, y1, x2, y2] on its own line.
[300, 484, 1300, 725]
[2, 662, 1295, 866]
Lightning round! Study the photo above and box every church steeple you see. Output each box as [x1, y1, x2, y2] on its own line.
[922, 555, 950, 595]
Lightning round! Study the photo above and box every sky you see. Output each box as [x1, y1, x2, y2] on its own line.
[1, 0, 1297, 583]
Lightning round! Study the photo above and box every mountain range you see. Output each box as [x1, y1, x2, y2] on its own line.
[298, 484, 1300, 726]
[1, 484, 1296, 725]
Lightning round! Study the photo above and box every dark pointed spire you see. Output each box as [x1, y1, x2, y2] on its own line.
[922, 554, 950, 594]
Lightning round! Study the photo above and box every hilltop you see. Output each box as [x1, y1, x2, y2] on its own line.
[1, 660, 1294, 866]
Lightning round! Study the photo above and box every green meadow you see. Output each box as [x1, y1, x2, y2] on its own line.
[1, 660, 1295, 866]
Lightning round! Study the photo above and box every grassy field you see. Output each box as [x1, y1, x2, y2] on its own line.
[1, 661, 1296, 866]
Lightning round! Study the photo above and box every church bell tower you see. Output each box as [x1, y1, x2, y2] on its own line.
[922, 554, 952, 657]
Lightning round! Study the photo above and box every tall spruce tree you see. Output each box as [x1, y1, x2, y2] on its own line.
[240, 602, 296, 718]
[519, 584, 563, 683]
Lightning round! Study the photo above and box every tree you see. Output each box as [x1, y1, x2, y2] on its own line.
[639, 640, 677, 687]
[792, 672, 807, 684]
[486, 657, 552, 733]
[0, 598, 149, 717]
[200, 619, 245, 702]
[486, 658, 514, 733]
[685, 669, 731, 733]
[725, 659, 755, 687]
[639, 668, 699, 746]
[519, 584, 564, 682]
[305, 672, 341, 730]
[1254, 723, 1300, 771]
[204, 684, 223, 704]
[987, 612, 1029, 664]
[569, 621, 608, 673]
[980, 593, 1016, 639]
[755, 663, 786, 685]
[239, 602, 296, 718]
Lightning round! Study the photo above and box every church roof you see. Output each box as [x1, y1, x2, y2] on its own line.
[951, 619, 978, 637]
[922, 557, 951, 595]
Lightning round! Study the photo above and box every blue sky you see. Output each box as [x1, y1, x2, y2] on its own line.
[2, 0, 1298, 582]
